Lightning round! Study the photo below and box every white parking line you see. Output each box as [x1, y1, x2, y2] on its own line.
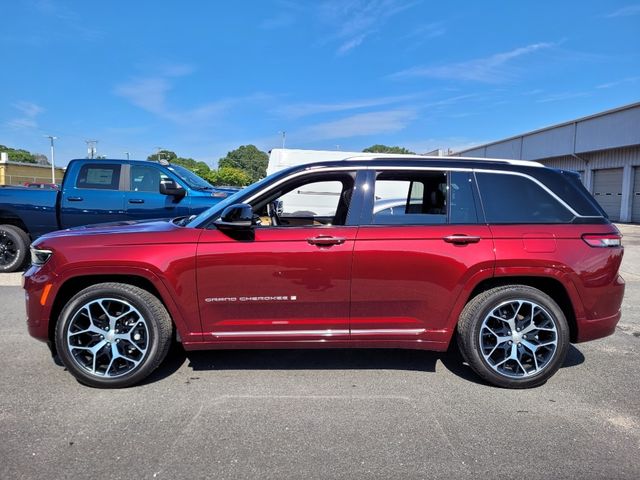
[0, 273, 23, 287]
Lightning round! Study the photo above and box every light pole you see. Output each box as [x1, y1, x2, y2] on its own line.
[125, 152, 130, 160]
[279, 131, 286, 149]
[44, 135, 57, 183]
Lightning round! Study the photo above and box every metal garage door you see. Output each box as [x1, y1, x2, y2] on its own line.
[631, 167, 640, 223]
[593, 168, 623, 221]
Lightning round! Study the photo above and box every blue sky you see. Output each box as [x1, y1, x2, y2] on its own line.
[1, 0, 639, 167]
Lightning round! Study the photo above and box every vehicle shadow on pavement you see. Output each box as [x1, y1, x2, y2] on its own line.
[141, 342, 585, 387]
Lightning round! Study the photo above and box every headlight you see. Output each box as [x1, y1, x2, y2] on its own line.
[30, 247, 52, 266]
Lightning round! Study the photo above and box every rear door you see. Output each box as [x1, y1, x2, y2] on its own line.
[60, 162, 127, 228]
[350, 169, 495, 343]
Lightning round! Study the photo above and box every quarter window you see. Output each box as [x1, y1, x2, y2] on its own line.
[76, 164, 121, 190]
[476, 172, 574, 223]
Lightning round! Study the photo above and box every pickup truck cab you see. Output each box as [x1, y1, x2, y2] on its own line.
[24, 155, 624, 389]
[0, 158, 235, 272]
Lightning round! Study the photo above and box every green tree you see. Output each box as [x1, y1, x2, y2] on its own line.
[363, 144, 415, 154]
[205, 167, 251, 187]
[0, 144, 37, 163]
[218, 145, 268, 183]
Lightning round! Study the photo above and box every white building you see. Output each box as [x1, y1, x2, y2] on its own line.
[453, 102, 640, 222]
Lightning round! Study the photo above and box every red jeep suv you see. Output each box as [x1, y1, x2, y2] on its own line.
[23, 156, 624, 388]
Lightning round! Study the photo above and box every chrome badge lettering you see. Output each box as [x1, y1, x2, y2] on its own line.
[205, 295, 298, 303]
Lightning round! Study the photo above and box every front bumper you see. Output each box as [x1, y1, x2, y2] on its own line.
[23, 264, 57, 343]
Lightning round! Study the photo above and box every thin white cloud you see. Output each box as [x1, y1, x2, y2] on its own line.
[114, 66, 271, 125]
[391, 42, 555, 83]
[298, 109, 417, 140]
[401, 21, 447, 46]
[596, 76, 640, 89]
[5, 101, 44, 130]
[275, 94, 419, 119]
[536, 91, 590, 103]
[260, 12, 295, 29]
[319, 0, 420, 55]
[33, 0, 103, 40]
[606, 4, 640, 18]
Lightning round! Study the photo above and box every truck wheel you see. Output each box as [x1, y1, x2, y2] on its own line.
[457, 285, 569, 389]
[0, 224, 30, 273]
[55, 282, 173, 388]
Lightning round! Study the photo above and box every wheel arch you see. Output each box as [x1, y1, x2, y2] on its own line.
[0, 211, 31, 237]
[465, 276, 579, 342]
[48, 273, 185, 354]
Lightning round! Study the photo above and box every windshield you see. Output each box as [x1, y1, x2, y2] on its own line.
[186, 167, 295, 228]
[167, 164, 214, 190]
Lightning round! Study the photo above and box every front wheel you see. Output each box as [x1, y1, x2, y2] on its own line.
[457, 285, 570, 389]
[55, 282, 173, 388]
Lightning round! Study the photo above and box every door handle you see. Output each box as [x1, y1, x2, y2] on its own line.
[67, 196, 83, 202]
[307, 235, 346, 246]
[443, 234, 481, 245]
[128, 199, 145, 204]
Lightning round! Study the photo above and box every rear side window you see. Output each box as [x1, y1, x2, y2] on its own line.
[76, 164, 121, 190]
[372, 171, 478, 225]
[476, 172, 574, 223]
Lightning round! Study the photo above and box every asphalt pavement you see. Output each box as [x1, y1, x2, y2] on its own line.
[1, 226, 639, 479]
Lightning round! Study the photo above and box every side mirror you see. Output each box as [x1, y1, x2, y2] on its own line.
[214, 203, 254, 231]
[160, 179, 185, 198]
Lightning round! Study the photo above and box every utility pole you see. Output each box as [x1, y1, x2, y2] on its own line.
[85, 140, 98, 159]
[44, 135, 57, 183]
[279, 131, 286, 149]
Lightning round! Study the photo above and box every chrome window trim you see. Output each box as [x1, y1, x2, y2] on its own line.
[207, 164, 600, 224]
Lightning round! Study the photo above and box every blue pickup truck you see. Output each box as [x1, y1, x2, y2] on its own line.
[0, 158, 237, 272]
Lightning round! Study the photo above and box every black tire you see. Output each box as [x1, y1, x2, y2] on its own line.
[55, 282, 173, 388]
[0, 224, 30, 273]
[457, 285, 569, 389]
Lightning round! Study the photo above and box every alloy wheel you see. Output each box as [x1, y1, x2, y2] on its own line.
[66, 298, 149, 378]
[479, 299, 558, 378]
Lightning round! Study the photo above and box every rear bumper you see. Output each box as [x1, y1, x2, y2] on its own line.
[575, 310, 621, 343]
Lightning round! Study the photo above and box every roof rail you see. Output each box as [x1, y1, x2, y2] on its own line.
[344, 154, 544, 167]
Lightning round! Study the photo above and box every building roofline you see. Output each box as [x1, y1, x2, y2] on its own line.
[0, 159, 65, 170]
[453, 101, 640, 155]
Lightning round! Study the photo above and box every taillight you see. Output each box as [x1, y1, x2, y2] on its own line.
[582, 233, 622, 248]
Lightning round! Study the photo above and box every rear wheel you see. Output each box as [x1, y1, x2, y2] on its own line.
[457, 285, 569, 388]
[55, 282, 173, 388]
[0, 224, 30, 272]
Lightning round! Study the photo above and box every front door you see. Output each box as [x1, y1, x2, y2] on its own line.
[125, 164, 190, 221]
[196, 171, 359, 342]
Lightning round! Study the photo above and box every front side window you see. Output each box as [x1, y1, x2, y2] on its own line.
[76, 164, 121, 190]
[252, 173, 355, 227]
[476, 172, 574, 223]
[371, 170, 477, 225]
[130, 165, 171, 192]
